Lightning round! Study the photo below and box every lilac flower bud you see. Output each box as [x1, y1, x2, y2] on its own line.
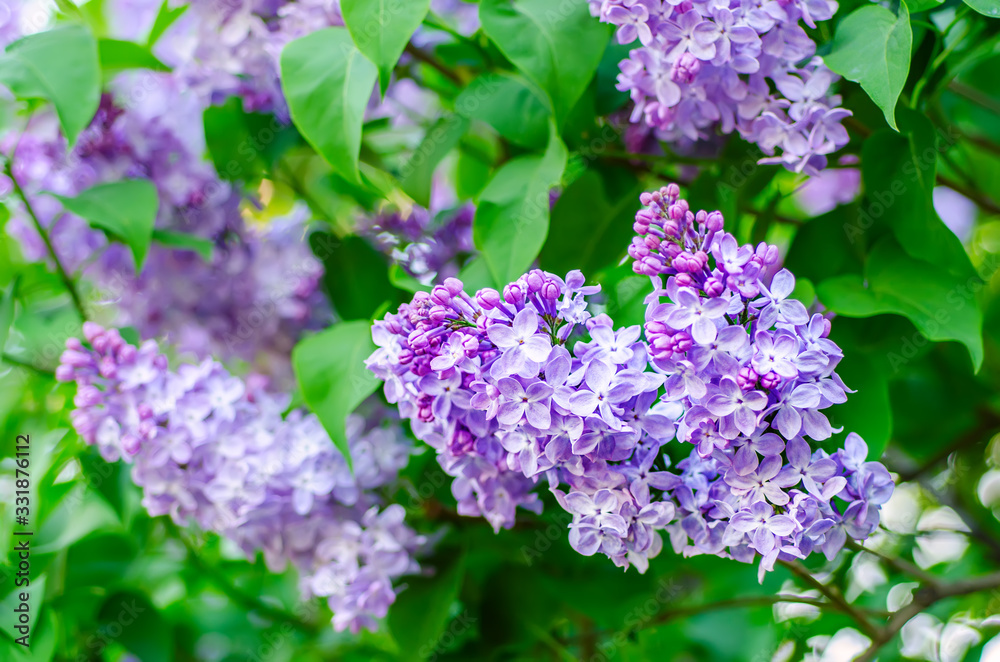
[704, 277, 725, 297]
[760, 371, 781, 390]
[525, 271, 544, 293]
[670, 52, 701, 84]
[444, 277, 464, 296]
[503, 283, 524, 305]
[431, 285, 452, 305]
[541, 281, 561, 300]
[706, 211, 724, 232]
[477, 288, 501, 310]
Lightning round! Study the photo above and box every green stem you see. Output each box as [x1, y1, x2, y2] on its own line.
[4, 159, 88, 321]
[168, 522, 318, 634]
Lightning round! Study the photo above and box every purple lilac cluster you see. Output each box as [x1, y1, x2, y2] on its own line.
[151, 0, 476, 116]
[368, 184, 893, 578]
[626, 183, 893, 576]
[590, 0, 850, 174]
[3, 79, 326, 381]
[57, 323, 423, 633]
[366, 268, 678, 566]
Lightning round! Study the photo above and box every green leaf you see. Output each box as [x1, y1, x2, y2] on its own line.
[98, 591, 173, 662]
[817, 238, 984, 371]
[388, 551, 465, 660]
[0, 25, 100, 145]
[311, 233, 401, 320]
[203, 97, 297, 182]
[98, 38, 170, 73]
[281, 28, 378, 186]
[146, 0, 188, 47]
[341, 0, 431, 96]
[399, 114, 468, 208]
[151, 229, 214, 262]
[454, 72, 550, 149]
[539, 167, 642, 276]
[479, 0, 611, 124]
[963, 0, 1000, 17]
[0, 278, 14, 357]
[293, 321, 380, 466]
[389, 263, 430, 293]
[53, 180, 159, 270]
[473, 123, 567, 286]
[824, 3, 911, 130]
[860, 109, 975, 279]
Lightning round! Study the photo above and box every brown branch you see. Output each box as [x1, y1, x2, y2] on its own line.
[404, 43, 464, 86]
[781, 560, 880, 639]
[937, 173, 1000, 216]
[854, 571, 1000, 662]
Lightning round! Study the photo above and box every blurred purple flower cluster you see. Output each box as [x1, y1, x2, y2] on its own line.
[367, 184, 893, 579]
[358, 193, 475, 286]
[4, 80, 326, 382]
[591, 0, 850, 174]
[151, 0, 478, 116]
[58, 323, 423, 633]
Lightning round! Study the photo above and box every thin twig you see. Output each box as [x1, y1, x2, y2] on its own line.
[4, 159, 87, 320]
[168, 523, 318, 634]
[781, 560, 880, 639]
[845, 539, 939, 586]
[404, 43, 464, 86]
[894, 410, 1000, 483]
[854, 571, 1000, 662]
[937, 173, 1000, 215]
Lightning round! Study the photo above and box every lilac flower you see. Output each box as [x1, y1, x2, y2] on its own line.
[59, 324, 422, 634]
[488, 308, 552, 377]
[497, 378, 554, 429]
[367, 184, 893, 581]
[596, 0, 850, 173]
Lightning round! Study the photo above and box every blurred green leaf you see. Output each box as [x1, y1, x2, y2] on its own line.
[98, 591, 174, 662]
[293, 321, 380, 466]
[861, 110, 975, 279]
[455, 72, 549, 149]
[146, 0, 188, 47]
[962, 0, 1000, 16]
[0, 25, 100, 146]
[281, 28, 378, 186]
[399, 114, 468, 208]
[203, 97, 295, 183]
[151, 229, 213, 262]
[53, 180, 158, 270]
[825, 3, 911, 130]
[388, 551, 465, 660]
[98, 38, 169, 73]
[539, 167, 641, 276]
[474, 123, 566, 286]
[479, 0, 611, 124]
[342, 0, 431, 96]
[0, 279, 14, 357]
[817, 238, 984, 370]
[311, 233, 401, 319]
[34, 487, 120, 554]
